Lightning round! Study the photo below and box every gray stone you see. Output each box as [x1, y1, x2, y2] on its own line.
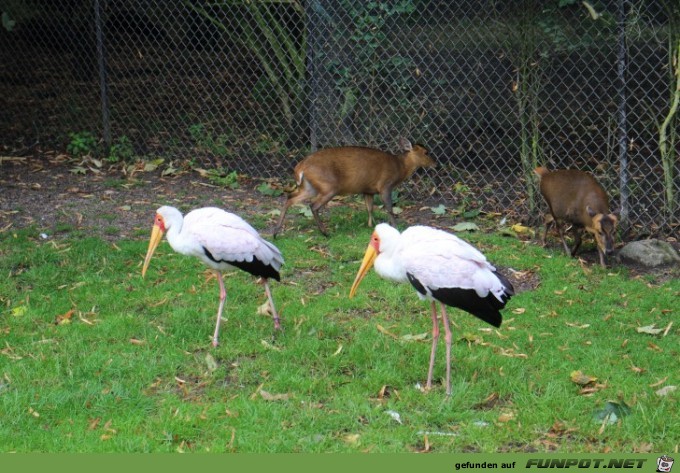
[618, 239, 680, 267]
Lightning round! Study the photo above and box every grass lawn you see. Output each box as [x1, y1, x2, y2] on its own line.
[0, 207, 677, 453]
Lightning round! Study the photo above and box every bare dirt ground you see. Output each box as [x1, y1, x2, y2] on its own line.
[1, 153, 678, 289]
[1, 153, 278, 241]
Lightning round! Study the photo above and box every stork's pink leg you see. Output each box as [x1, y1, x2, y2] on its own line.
[212, 271, 227, 347]
[426, 301, 439, 391]
[262, 279, 281, 330]
[440, 303, 453, 396]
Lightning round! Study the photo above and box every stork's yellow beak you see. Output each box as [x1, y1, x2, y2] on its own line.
[142, 224, 164, 278]
[349, 244, 378, 298]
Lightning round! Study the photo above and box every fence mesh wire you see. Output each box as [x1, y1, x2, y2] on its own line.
[1, 0, 679, 237]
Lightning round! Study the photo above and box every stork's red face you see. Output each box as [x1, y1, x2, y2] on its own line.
[142, 213, 167, 277]
[349, 231, 381, 298]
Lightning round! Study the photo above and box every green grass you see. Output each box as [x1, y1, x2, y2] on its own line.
[0, 208, 678, 453]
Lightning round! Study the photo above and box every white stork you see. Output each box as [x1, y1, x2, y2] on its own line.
[142, 206, 284, 347]
[349, 223, 514, 396]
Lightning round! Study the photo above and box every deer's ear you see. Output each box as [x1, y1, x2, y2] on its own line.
[398, 137, 412, 151]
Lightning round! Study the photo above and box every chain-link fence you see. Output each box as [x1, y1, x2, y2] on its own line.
[1, 0, 679, 237]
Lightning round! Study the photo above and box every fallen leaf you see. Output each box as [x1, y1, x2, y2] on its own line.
[205, 353, 218, 372]
[633, 443, 654, 453]
[259, 390, 291, 401]
[650, 377, 668, 387]
[401, 332, 428, 342]
[256, 183, 283, 197]
[662, 321, 673, 337]
[88, 417, 101, 430]
[250, 382, 265, 400]
[512, 308, 526, 315]
[55, 309, 75, 325]
[298, 206, 313, 218]
[343, 433, 361, 445]
[566, 322, 590, 329]
[655, 385, 677, 397]
[11, 305, 28, 317]
[496, 347, 528, 359]
[460, 332, 483, 345]
[378, 385, 398, 400]
[578, 383, 607, 395]
[636, 324, 664, 335]
[511, 223, 534, 236]
[385, 410, 402, 424]
[225, 427, 236, 451]
[473, 392, 500, 410]
[451, 222, 479, 232]
[582, 1, 601, 20]
[376, 324, 398, 339]
[257, 301, 272, 316]
[430, 204, 447, 215]
[161, 166, 178, 177]
[545, 420, 578, 439]
[418, 435, 431, 453]
[260, 339, 281, 352]
[570, 370, 597, 386]
[593, 400, 631, 425]
[498, 411, 515, 423]
[144, 159, 164, 172]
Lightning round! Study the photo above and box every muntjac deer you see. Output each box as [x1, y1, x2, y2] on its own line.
[534, 166, 618, 267]
[273, 138, 434, 237]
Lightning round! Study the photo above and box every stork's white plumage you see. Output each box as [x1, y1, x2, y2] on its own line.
[142, 206, 284, 346]
[350, 223, 514, 396]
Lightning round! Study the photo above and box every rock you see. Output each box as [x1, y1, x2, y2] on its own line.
[618, 239, 680, 267]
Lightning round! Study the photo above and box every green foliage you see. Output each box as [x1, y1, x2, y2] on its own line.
[66, 132, 136, 164]
[107, 135, 135, 163]
[2, 12, 16, 31]
[183, 1, 306, 130]
[254, 134, 283, 154]
[658, 29, 680, 220]
[328, 0, 418, 141]
[430, 204, 446, 216]
[256, 182, 283, 197]
[188, 123, 234, 158]
[66, 131, 98, 158]
[203, 168, 240, 189]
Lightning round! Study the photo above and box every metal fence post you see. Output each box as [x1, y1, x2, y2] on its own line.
[94, 0, 110, 154]
[617, 0, 630, 236]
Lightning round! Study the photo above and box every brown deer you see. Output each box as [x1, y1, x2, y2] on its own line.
[534, 166, 618, 267]
[273, 138, 434, 237]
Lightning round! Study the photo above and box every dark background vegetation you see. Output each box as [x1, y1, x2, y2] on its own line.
[1, 0, 679, 237]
